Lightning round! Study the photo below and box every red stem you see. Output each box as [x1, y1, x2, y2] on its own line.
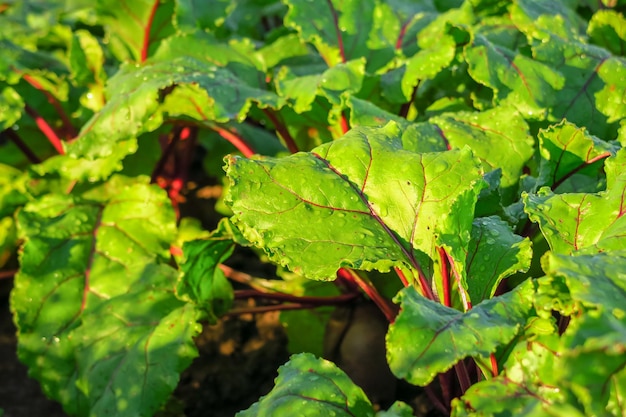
[338, 268, 398, 323]
[225, 303, 317, 316]
[454, 361, 472, 395]
[22, 74, 77, 138]
[262, 109, 299, 153]
[489, 353, 499, 377]
[444, 249, 472, 311]
[0, 270, 17, 280]
[141, 0, 160, 62]
[438, 246, 452, 307]
[339, 113, 350, 134]
[425, 382, 449, 415]
[235, 289, 358, 305]
[151, 127, 182, 183]
[1, 129, 41, 163]
[213, 126, 256, 157]
[394, 267, 410, 287]
[24, 104, 64, 154]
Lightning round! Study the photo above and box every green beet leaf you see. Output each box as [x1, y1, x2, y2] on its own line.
[72, 268, 200, 417]
[236, 352, 375, 417]
[463, 31, 564, 118]
[387, 280, 535, 386]
[10, 176, 200, 416]
[225, 122, 485, 281]
[532, 33, 626, 138]
[559, 309, 626, 417]
[430, 107, 534, 203]
[57, 56, 281, 180]
[524, 149, 626, 255]
[283, 0, 376, 68]
[466, 216, 532, 304]
[543, 251, 626, 316]
[178, 238, 235, 323]
[96, 0, 176, 62]
[535, 120, 618, 192]
[452, 333, 568, 416]
[587, 10, 626, 57]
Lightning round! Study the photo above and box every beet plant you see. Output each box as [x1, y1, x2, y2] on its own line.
[1, 0, 626, 416]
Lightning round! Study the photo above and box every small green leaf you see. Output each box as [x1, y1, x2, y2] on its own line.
[452, 333, 567, 416]
[588, 10, 626, 57]
[560, 310, 626, 417]
[376, 401, 415, 417]
[387, 280, 535, 386]
[543, 251, 626, 315]
[178, 238, 235, 323]
[464, 32, 564, 118]
[523, 149, 626, 255]
[283, 0, 375, 67]
[535, 120, 618, 192]
[466, 216, 532, 304]
[236, 353, 374, 417]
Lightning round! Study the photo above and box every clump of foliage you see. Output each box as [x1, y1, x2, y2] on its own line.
[1, 0, 626, 416]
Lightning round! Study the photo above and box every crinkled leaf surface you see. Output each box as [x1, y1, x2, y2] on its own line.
[523, 149, 626, 254]
[466, 216, 532, 304]
[430, 107, 534, 203]
[226, 122, 485, 280]
[386, 280, 534, 386]
[61, 56, 281, 180]
[178, 238, 235, 323]
[535, 120, 618, 191]
[588, 10, 626, 57]
[532, 34, 626, 137]
[543, 251, 626, 315]
[283, 0, 376, 67]
[236, 353, 374, 417]
[452, 333, 566, 416]
[464, 32, 564, 118]
[559, 309, 626, 417]
[274, 59, 365, 114]
[10, 176, 200, 416]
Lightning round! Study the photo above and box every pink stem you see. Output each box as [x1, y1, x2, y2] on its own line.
[24, 104, 64, 154]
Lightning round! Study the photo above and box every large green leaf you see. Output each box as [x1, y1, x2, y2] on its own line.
[225, 122, 485, 281]
[523, 149, 626, 254]
[236, 353, 375, 417]
[51, 56, 281, 180]
[386, 280, 535, 386]
[11, 176, 199, 416]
